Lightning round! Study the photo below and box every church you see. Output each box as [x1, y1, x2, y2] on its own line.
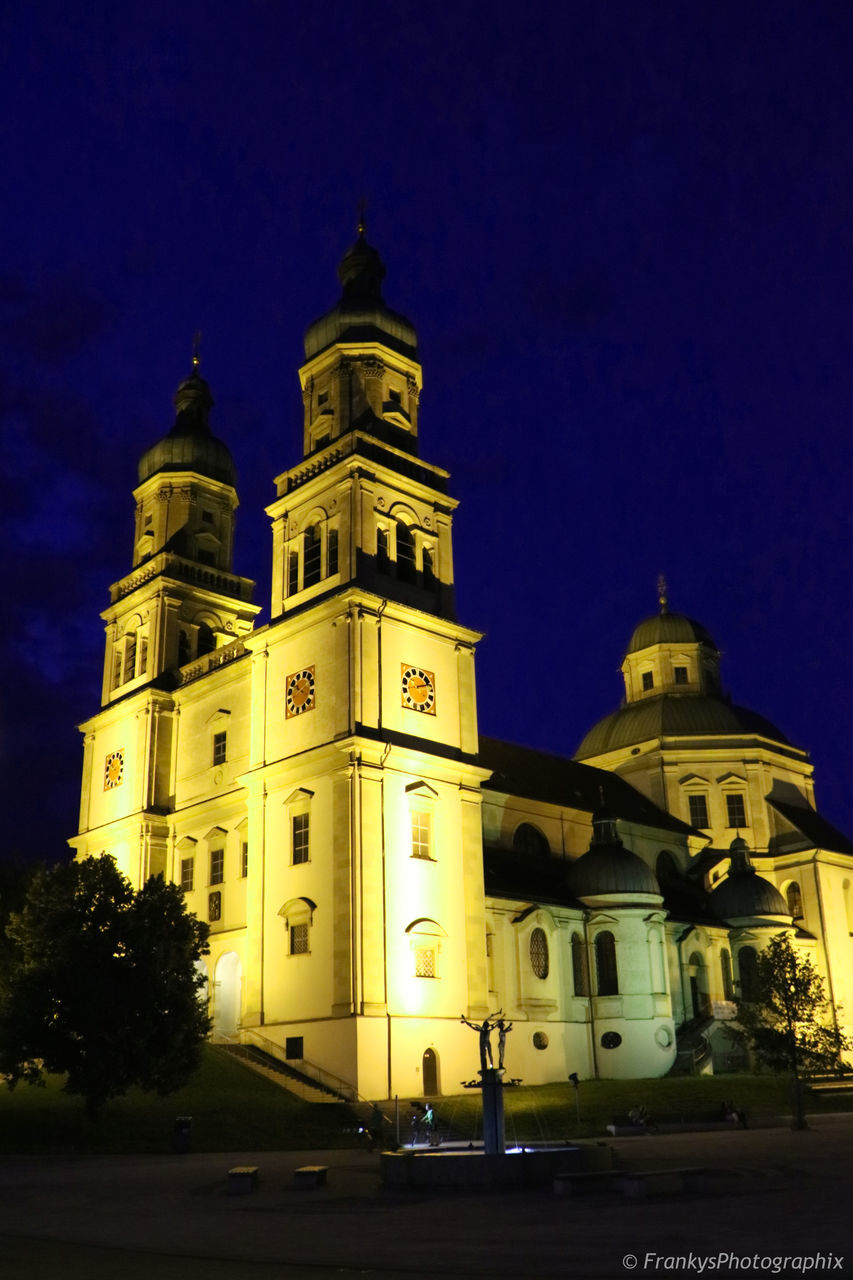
[70, 229, 853, 1100]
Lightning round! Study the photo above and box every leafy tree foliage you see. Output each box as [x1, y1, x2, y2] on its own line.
[0, 857, 210, 1117]
[736, 933, 850, 1128]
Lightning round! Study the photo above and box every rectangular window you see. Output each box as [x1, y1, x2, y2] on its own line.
[113, 649, 123, 689]
[410, 810, 432, 860]
[674, 666, 688, 685]
[415, 946, 436, 978]
[290, 922, 309, 954]
[180, 858, 194, 892]
[210, 847, 224, 885]
[688, 794, 710, 828]
[201, 509, 214, 523]
[212, 731, 227, 765]
[726, 794, 747, 828]
[138, 637, 148, 676]
[317, 390, 329, 407]
[241, 841, 248, 878]
[292, 813, 310, 865]
[288, 551, 299, 596]
[641, 671, 654, 691]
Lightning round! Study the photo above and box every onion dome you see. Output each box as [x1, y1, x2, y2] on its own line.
[138, 358, 236, 487]
[304, 219, 418, 361]
[569, 806, 661, 901]
[709, 836, 790, 921]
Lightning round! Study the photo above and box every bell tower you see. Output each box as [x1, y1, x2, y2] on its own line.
[100, 354, 258, 705]
[267, 222, 456, 623]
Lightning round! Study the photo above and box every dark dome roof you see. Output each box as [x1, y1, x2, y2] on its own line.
[576, 694, 792, 759]
[304, 232, 418, 361]
[710, 868, 790, 920]
[628, 611, 717, 654]
[569, 810, 660, 900]
[138, 372, 236, 487]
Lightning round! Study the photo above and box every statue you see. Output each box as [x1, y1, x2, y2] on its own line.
[495, 1017, 513, 1070]
[460, 1012, 495, 1072]
[460, 1011, 512, 1073]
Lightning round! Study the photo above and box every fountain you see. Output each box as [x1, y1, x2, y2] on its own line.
[380, 1014, 612, 1190]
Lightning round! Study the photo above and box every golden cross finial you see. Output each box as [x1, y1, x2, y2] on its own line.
[657, 573, 668, 614]
[357, 198, 367, 239]
[192, 330, 202, 373]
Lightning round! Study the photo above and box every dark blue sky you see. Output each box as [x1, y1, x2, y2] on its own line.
[4, 2, 853, 859]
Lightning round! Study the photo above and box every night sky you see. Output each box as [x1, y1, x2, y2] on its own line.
[4, 2, 853, 862]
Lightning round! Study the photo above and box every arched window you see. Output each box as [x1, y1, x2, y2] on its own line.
[513, 823, 549, 857]
[396, 520, 416, 583]
[786, 882, 803, 919]
[406, 918, 446, 979]
[529, 927, 549, 979]
[594, 931, 618, 996]
[721, 948, 734, 1001]
[279, 897, 317, 956]
[738, 946, 758, 1001]
[303, 525, 322, 588]
[571, 932, 589, 996]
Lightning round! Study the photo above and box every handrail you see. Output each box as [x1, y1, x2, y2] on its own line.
[241, 1028, 359, 1102]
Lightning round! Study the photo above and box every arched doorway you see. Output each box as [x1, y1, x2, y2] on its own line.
[213, 952, 242, 1039]
[422, 1048, 439, 1096]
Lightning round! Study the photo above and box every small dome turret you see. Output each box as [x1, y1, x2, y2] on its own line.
[569, 805, 661, 900]
[627, 611, 717, 655]
[710, 836, 790, 921]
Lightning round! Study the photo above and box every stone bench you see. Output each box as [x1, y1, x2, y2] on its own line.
[227, 1166, 259, 1195]
[622, 1168, 707, 1199]
[553, 1169, 623, 1197]
[294, 1164, 328, 1187]
[606, 1120, 739, 1136]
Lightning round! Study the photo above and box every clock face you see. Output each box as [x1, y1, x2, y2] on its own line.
[104, 749, 124, 790]
[401, 665, 436, 714]
[286, 666, 316, 718]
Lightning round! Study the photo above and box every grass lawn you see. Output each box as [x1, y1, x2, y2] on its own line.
[0, 1050, 847, 1154]
[0, 1046, 354, 1155]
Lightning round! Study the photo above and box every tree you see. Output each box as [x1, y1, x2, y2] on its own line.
[736, 933, 850, 1129]
[0, 856, 210, 1117]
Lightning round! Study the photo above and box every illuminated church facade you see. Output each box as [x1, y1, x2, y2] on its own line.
[71, 233, 853, 1099]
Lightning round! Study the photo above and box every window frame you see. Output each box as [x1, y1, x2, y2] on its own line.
[725, 792, 748, 829]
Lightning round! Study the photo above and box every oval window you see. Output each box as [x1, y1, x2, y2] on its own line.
[529, 927, 549, 979]
[600, 1031, 622, 1050]
[532, 1031, 549, 1050]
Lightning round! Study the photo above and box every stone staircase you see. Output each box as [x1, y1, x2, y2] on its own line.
[220, 1043, 345, 1103]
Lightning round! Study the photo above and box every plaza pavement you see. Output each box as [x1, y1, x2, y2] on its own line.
[0, 1113, 850, 1279]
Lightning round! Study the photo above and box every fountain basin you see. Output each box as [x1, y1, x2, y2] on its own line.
[380, 1142, 612, 1190]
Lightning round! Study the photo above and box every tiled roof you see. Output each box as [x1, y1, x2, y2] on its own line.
[478, 736, 694, 836]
